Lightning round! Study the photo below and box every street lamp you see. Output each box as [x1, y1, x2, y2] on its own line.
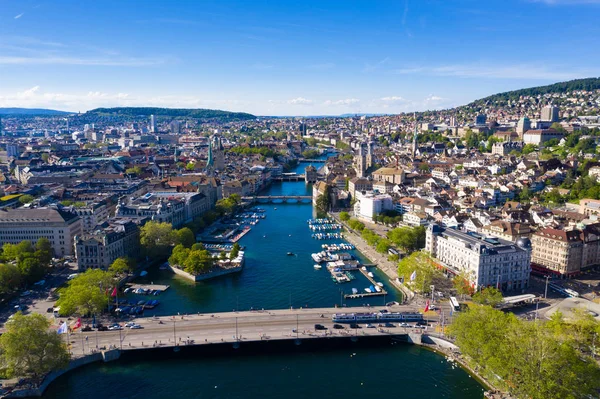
[544, 275, 550, 299]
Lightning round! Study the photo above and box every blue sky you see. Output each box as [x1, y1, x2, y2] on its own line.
[0, 0, 599, 115]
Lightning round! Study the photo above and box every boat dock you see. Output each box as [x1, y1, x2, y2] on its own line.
[344, 267, 388, 299]
[126, 283, 170, 292]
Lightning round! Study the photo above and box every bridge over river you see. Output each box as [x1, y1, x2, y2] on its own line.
[67, 305, 441, 356]
[243, 195, 312, 203]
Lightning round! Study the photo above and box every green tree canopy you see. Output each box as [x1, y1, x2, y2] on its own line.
[140, 221, 176, 257]
[184, 249, 214, 275]
[472, 287, 503, 307]
[108, 257, 134, 275]
[387, 226, 425, 253]
[56, 269, 114, 316]
[230, 243, 240, 260]
[175, 227, 196, 248]
[0, 313, 69, 380]
[339, 211, 350, 222]
[18, 194, 34, 205]
[397, 252, 441, 293]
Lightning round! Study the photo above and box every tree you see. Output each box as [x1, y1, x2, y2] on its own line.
[41, 153, 50, 163]
[230, 243, 240, 260]
[35, 238, 52, 265]
[168, 244, 190, 266]
[472, 287, 503, 307]
[387, 226, 425, 253]
[453, 270, 474, 299]
[376, 238, 391, 254]
[55, 269, 114, 316]
[18, 195, 34, 205]
[140, 221, 176, 257]
[339, 211, 350, 222]
[0, 313, 69, 380]
[397, 252, 440, 293]
[109, 257, 133, 275]
[125, 166, 143, 176]
[522, 144, 538, 155]
[175, 227, 195, 248]
[0, 264, 21, 295]
[315, 184, 331, 213]
[184, 250, 214, 275]
[191, 243, 206, 251]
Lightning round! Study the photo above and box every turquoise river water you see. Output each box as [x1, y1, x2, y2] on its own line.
[42, 160, 485, 398]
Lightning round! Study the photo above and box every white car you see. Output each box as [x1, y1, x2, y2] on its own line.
[399, 322, 410, 327]
[129, 324, 143, 329]
[108, 325, 122, 331]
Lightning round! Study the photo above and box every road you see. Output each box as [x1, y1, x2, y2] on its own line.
[66, 305, 441, 356]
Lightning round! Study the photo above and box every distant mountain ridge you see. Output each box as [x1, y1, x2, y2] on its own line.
[0, 107, 70, 116]
[86, 107, 256, 121]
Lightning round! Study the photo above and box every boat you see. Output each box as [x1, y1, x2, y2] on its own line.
[361, 266, 367, 271]
[367, 272, 374, 278]
[274, 207, 277, 210]
[376, 282, 384, 287]
[311, 253, 322, 262]
[140, 270, 148, 277]
[352, 288, 358, 294]
[314, 264, 322, 270]
[364, 288, 372, 293]
[287, 252, 295, 256]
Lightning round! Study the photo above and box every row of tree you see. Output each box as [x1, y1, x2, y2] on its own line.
[0, 239, 53, 297]
[140, 221, 196, 258]
[449, 305, 600, 399]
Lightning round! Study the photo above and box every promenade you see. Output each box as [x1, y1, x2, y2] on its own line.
[66, 305, 439, 356]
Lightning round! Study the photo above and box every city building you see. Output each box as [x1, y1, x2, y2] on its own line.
[0, 208, 82, 257]
[372, 166, 405, 185]
[426, 224, 531, 291]
[353, 191, 393, 221]
[523, 129, 564, 145]
[150, 114, 157, 133]
[74, 218, 141, 271]
[516, 117, 531, 136]
[305, 165, 318, 183]
[529, 227, 600, 276]
[475, 114, 487, 126]
[541, 105, 560, 122]
[348, 177, 372, 198]
[70, 202, 111, 233]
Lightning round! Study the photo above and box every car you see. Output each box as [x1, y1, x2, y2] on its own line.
[129, 324, 143, 329]
[416, 320, 429, 326]
[314, 324, 327, 330]
[366, 323, 376, 328]
[379, 309, 388, 314]
[81, 326, 92, 332]
[124, 322, 136, 328]
[349, 323, 361, 329]
[333, 324, 345, 329]
[292, 328, 298, 333]
[414, 325, 427, 329]
[108, 325, 122, 331]
[97, 326, 108, 331]
[428, 305, 437, 311]
[384, 322, 395, 328]
[67, 274, 78, 280]
[46, 307, 54, 313]
[399, 322, 410, 327]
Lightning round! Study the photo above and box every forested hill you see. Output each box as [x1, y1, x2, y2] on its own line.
[467, 77, 600, 107]
[86, 107, 256, 121]
[0, 108, 69, 116]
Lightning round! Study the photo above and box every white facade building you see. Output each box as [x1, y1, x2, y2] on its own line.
[425, 224, 531, 292]
[353, 191, 393, 221]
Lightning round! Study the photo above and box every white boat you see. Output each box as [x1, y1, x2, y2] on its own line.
[368, 272, 374, 278]
[352, 288, 358, 294]
[376, 282, 384, 287]
[311, 253, 322, 262]
[314, 264, 322, 270]
[364, 288, 372, 293]
[140, 270, 148, 277]
[374, 286, 382, 292]
[361, 266, 367, 271]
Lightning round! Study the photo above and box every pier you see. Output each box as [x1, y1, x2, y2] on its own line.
[343, 267, 388, 299]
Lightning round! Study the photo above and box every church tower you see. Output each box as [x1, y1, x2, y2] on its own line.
[355, 144, 366, 178]
[212, 135, 225, 170]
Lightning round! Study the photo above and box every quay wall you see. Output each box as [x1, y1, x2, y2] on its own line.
[168, 264, 243, 282]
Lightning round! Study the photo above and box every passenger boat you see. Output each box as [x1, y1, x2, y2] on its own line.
[313, 264, 322, 270]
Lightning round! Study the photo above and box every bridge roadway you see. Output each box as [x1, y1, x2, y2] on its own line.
[243, 195, 312, 200]
[67, 305, 439, 355]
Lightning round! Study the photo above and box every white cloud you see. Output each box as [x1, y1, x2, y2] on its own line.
[393, 63, 596, 80]
[0, 86, 249, 112]
[287, 97, 313, 105]
[425, 95, 443, 102]
[14, 13, 24, 19]
[380, 96, 407, 102]
[323, 98, 360, 106]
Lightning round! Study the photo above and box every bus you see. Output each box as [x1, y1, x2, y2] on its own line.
[549, 283, 579, 298]
[449, 296, 460, 312]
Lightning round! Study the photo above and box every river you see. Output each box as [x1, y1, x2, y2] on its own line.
[42, 158, 485, 398]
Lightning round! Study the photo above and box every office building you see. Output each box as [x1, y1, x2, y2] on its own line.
[516, 117, 531, 136]
[0, 208, 82, 257]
